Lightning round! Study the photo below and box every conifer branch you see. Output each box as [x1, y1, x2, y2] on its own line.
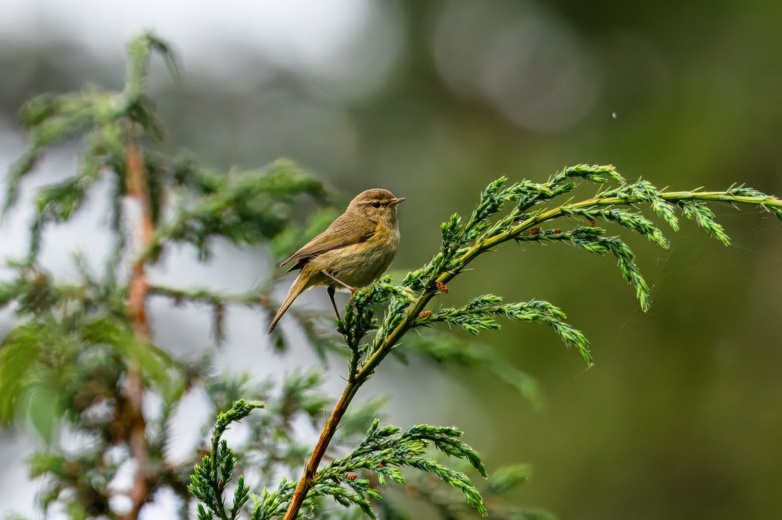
[122, 133, 154, 520]
[120, 33, 177, 520]
[189, 400, 264, 520]
[283, 382, 362, 519]
[282, 167, 782, 519]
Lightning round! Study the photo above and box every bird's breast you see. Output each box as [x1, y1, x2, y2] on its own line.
[310, 220, 399, 288]
[370, 220, 400, 246]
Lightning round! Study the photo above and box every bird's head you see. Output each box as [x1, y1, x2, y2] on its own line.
[348, 188, 405, 225]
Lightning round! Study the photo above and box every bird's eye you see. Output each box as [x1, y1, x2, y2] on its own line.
[372, 202, 381, 208]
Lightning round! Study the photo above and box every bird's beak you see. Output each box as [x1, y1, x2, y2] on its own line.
[391, 197, 406, 205]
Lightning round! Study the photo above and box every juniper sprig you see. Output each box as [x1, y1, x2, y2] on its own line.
[277, 165, 782, 519]
[312, 420, 488, 518]
[189, 400, 265, 520]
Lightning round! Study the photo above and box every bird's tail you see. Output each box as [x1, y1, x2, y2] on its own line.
[267, 272, 310, 333]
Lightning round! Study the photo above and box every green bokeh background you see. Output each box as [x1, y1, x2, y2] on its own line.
[2, 1, 782, 518]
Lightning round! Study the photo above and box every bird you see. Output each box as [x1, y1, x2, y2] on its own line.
[267, 188, 404, 333]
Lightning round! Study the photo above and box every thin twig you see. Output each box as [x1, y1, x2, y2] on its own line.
[148, 284, 269, 307]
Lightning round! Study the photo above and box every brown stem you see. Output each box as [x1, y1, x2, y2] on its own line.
[121, 136, 154, 520]
[283, 285, 439, 519]
[283, 381, 361, 519]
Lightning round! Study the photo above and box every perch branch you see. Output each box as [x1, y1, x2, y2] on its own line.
[282, 187, 782, 519]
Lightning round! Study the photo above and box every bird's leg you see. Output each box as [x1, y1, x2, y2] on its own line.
[323, 272, 356, 330]
[327, 285, 341, 321]
[321, 271, 356, 293]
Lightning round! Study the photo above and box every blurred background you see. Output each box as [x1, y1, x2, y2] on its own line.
[2, 1, 782, 519]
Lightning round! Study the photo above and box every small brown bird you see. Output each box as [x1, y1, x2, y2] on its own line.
[267, 188, 404, 333]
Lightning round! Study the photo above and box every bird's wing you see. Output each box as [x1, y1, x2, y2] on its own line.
[279, 214, 376, 271]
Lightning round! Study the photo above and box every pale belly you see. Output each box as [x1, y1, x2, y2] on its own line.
[306, 227, 399, 288]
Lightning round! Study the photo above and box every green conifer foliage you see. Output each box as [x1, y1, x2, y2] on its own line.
[2, 34, 781, 520]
